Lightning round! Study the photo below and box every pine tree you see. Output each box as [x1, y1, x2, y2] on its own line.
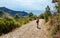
[52, 0, 60, 13]
[44, 6, 52, 22]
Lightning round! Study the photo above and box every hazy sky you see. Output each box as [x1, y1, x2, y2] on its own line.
[0, 0, 55, 15]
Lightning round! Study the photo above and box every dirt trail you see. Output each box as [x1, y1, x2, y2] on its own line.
[0, 19, 49, 38]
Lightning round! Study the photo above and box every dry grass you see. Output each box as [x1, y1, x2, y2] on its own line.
[43, 15, 60, 38]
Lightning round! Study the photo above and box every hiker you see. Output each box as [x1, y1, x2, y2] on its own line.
[36, 17, 39, 28]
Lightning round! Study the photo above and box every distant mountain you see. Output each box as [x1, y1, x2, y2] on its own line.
[0, 7, 28, 16]
[25, 10, 45, 16]
[25, 10, 54, 16]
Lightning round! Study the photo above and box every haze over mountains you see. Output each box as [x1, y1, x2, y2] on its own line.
[0, 7, 45, 16]
[0, 7, 28, 16]
[25, 10, 44, 15]
[0, 7, 54, 16]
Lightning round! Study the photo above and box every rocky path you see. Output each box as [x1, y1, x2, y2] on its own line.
[0, 19, 49, 38]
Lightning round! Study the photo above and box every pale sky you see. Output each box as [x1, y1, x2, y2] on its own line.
[0, 0, 55, 15]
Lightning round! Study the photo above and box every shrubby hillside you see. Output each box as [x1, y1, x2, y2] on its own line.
[0, 9, 37, 36]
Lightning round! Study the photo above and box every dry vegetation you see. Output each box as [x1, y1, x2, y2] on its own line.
[43, 15, 60, 38]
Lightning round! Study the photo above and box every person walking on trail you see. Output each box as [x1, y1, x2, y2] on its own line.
[36, 17, 39, 28]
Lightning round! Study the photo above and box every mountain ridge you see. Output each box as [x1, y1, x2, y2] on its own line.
[0, 7, 28, 16]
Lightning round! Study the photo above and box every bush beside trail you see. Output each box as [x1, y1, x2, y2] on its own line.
[0, 17, 21, 35]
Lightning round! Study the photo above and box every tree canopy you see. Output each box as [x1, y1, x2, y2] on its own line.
[52, 0, 60, 13]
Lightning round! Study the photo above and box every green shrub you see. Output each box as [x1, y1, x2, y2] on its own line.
[0, 18, 21, 35]
[51, 24, 60, 38]
[39, 13, 44, 19]
[19, 17, 29, 25]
